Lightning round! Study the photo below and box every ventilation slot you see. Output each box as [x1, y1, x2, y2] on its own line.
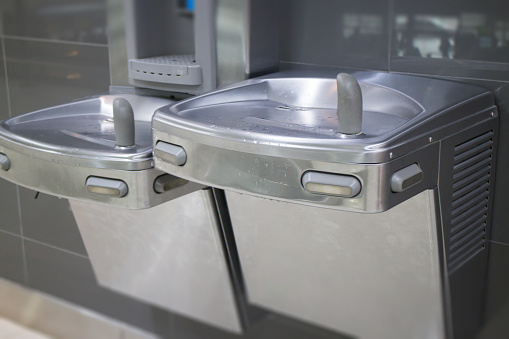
[448, 131, 493, 274]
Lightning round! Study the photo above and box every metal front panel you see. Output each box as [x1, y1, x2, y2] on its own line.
[152, 71, 495, 212]
[0, 94, 189, 209]
[70, 189, 242, 333]
[154, 127, 439, 213]
[226, 190, 445, 339]
[0, 145, 203, 209]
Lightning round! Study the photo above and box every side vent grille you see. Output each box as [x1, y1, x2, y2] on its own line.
[448, 131, 493, 273]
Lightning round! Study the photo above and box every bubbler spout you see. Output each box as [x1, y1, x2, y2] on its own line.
[336, 73, 363, 135]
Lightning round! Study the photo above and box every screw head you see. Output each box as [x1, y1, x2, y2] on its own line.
[429, 137, 433, 143]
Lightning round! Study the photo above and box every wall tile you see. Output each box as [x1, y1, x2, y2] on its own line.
[0, 179, 20, 235]
[24, 240, 172, 337]
[0, 0, 107, 45]
[4, 38, 109, 116]
[391, 0, 509, 80]
[0, 232, 24, 284]
[18, 187, 86, 256]
[0, 36, 13, 245]
[278, 0, 390, 71]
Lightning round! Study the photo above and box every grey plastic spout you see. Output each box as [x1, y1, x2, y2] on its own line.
[113, 98, 135, 147]
[336, 73, 363, 135]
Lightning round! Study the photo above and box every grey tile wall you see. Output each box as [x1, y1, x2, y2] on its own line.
[1, 0, 107, 44]
[0, 35, 20, 236]
[24, 240, 172, 337]
[106, 0, 129, 86]
[280, 0, 509, 81]
[4, 38, 109, 116]
[278, 0, 390, 71]
[0, 232, 25, 284]
[391, 0, 509, 80]
[0, 180, 20, 235]
[18, 188, 86, 255]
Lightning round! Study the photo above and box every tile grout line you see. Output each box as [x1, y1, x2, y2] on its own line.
[0, 228, 19, 238]
[1, 35, 12, 118]
[0, 228, 89, 259]
[387, 0, 394, 73]
[22, 236, 89, 259]
[2, 35, 108, 48]
[1, 19, 28, 285]
[14, 186, 29, 285]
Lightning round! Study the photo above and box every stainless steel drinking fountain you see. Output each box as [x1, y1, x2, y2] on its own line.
[0, 94, 244, 333]
[0, 94, 197, 208]
[152, 70, 499, 339]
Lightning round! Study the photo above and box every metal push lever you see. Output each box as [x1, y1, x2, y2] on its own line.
[113, 98, 136, 147]
[337, 73, 363, 135]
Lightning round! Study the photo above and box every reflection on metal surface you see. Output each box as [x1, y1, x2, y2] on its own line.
[301, 171, 361, 197]
[107, 0, 130, 86]
[85, 176, 128, 197]
[60, 129, 117, 147]
[0, 153, 10, 171]
[216, 0, 279, 88]
[70, 190, 243, 333]
[227, 190, 445, 339]
[153, 174, 188, 193]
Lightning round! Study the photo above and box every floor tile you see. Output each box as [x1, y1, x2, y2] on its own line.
[0, 278, 158, 339]
[0, 318, 51, 339]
